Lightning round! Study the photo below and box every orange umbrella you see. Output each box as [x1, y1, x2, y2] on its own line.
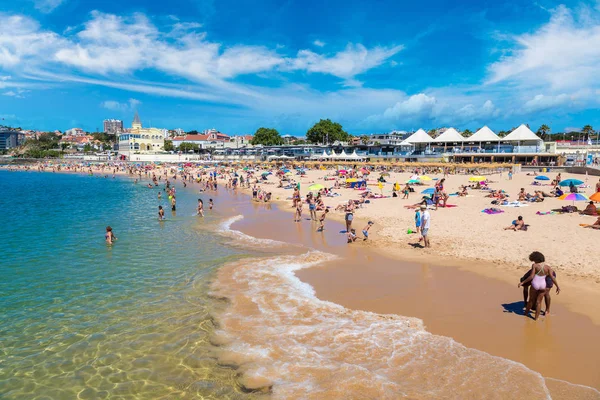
[590, 192, 600, 202]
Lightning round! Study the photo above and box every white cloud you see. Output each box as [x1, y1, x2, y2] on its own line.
[522, 94, 570, 113]
[290, 43, 403, 82]
[101, 98, 142, 111]
[382, 93, 437, 120]
[313, 39, 325, 47]
[33, 0, 66, 13]
[2, 88, 29, 98]
[487, 5, 600, 91]
[0, 15, 63, 68]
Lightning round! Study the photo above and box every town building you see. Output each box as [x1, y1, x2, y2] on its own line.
[65, 127, 85, 136]
[171, 130, 253, 150]
[0, 129, 25, 150]
[117, 112, 165, 157]
[103, 119, 124, 134]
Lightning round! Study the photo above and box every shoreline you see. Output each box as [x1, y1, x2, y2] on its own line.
[6, 163, 600, 395]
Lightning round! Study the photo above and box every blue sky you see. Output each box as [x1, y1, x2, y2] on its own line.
[1, 0, 600, 135]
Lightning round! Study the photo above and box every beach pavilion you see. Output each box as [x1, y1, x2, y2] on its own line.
[404, 129, 434, 154]
[432, 127, 464, 153]
[463, 126, 501, 152]
[503, 124, 544, 153]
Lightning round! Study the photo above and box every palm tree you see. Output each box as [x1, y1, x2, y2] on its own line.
[536, 124, 550, 141]
[582, 125, 594, 144]
[360, 135, 369, 145]
[461, 129, 472, 138]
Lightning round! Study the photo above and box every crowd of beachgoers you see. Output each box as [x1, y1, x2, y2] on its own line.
[5, 159, 600, 319]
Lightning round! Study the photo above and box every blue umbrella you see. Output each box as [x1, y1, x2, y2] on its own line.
[421, 188, 435, 195]
[534, 176, 550, 181]
[559, 179, 584, 187]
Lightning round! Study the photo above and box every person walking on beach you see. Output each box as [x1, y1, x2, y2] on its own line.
[294, 200, 303, 222]
[197, 199, 204, 217]
[105, 226, 117, 245]
[308, 194, 317, 221]
[518, 252, 560, 320]
[344, 200, 355, 232]
[420, 204, 431, 248]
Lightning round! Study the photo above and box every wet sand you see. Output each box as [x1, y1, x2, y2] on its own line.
[233, 200, 600, 395]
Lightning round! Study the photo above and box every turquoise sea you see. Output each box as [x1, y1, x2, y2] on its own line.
[0, 170, 257, 399]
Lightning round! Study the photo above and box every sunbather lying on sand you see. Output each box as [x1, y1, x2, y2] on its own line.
[584, 217, 600, 229]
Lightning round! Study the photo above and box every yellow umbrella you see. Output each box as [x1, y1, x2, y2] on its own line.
[285, 172, 292, 176]
[346, 178, 358, 183]
[469, 176, 485, 182]
[419, 176, 432, 181]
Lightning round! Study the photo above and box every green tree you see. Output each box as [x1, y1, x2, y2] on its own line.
[178, 142, 200, 153]
[164, 140, 174, 152]
[360, 135, 369, 145]
[306, 119, 348, 144]
[582, 125, 594, 142]
[536, 124, 550, 141]
[461, 129, 472, 138]
[250, 127, 284, 146]
[83, 143, 92, 153]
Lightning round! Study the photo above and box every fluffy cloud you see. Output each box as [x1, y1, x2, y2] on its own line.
[290, 43, 403, 82]
[382, 93, 437, 120]
[487, 5, 600, 91]
[101, 98, 141, 111]
[313, 40, 325, 47]
[0, 15, 63, 68]
[521, 94, 570, 113]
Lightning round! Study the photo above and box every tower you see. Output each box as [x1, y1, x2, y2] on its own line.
[132, 111, 142, 131]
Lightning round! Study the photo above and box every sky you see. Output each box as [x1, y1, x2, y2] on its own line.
[1, 0, 600, 135]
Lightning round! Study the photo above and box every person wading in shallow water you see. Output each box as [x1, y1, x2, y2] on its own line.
[518, 251, 560, 320]
[105, 226, 117, 245]
[344, 200, 355, 232]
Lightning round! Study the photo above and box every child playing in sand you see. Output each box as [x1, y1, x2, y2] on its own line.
[362, 221, 374, 241]
[317, 209, 329, 231]
[403, 184, 410, 199]
[347, 229, 357, 243]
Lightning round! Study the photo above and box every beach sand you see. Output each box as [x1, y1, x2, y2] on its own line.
[217, 198, 600, 397]
[7, 162, 600, 397]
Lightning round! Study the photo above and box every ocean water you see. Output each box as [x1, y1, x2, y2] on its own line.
[0, 171, 259, 399]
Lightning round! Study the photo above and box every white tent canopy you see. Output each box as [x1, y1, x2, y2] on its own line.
[399, 139, 413, 146]
[405, 129, 434, 144]
[468, 126, 500, 142]
[504, 124, 541, 142]
[433, 127, 464, 143]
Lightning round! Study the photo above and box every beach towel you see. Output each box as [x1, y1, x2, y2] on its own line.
[536, 211, 556, 215]
[443, 204, 458, 208]
[482, 208, 504, 215]
[501, 201, 529, 207]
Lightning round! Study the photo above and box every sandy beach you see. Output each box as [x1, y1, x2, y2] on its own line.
[4, 161, 600, 398]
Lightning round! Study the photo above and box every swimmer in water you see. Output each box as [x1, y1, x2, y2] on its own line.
[197, 199, 204, 217]
[209, 199, 213, 210]
[158, 205, 165, 221]
[158, 191, 161, 199]
[105, 226, 117, 244]
[147, 183, 153, 188]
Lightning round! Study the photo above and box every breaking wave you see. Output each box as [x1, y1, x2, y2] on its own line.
[210, 250, 567, 399]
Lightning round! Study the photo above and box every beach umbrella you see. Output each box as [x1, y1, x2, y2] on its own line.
[419, 176, 432, 181]
[360, 168, 369, 173]
[406, 179, 420, 184]
[469, 176, 485, 182]
[284, 172, 292, 176]
[559, 193, 589, 205]
[308, 184, 325, 191]
[346, 178, 358, 183]
[421, 188, 435, 195]
[339, 170, 348, 175]
[559, 179, 584, 187]
[380, 172, 390, 177]
[534, 175, 550, 181]
[261, 171, 271, 176]
[590, 192, 600, 202]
